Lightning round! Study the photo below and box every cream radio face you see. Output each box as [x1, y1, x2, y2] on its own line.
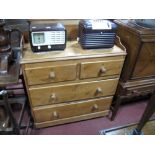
[31, 31, 66, 46]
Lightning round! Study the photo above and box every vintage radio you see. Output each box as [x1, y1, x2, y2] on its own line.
[29, 23, 67, 52]
[78, 19, 117, 49]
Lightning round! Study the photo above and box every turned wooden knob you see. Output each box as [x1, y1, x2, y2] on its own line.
[49, 71, 55, 79]
[92, 104, 99, 111]
[53, 111, 59, 119]
[96, 88, 103, 95]
[99, 67, 106, 74]
[50, 93, 57, 103]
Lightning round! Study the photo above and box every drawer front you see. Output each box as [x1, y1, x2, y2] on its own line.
[126, 84, 155, 95]
[33, 97, 112, 123]
[80, 59, 124, 79]
[25, 64, 77, 85]
[29, 78, 118, 107]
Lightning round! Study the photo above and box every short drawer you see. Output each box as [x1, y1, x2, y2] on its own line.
[29, 78, 118, 107]
[33, 97, 112, 123]
[80, 59, 124, 79]
[25, 63, 77, 85]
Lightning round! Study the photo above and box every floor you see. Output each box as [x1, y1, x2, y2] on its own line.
[27, 99, 155, 135]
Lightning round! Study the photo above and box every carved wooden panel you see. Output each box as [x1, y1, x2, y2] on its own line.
[132, 42, 155, 78]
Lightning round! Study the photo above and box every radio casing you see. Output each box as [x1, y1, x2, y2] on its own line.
[79, 20, 117, 49]
[29, 23, 67, 52]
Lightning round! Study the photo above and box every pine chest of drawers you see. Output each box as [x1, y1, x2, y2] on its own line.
[21, 41, 126, 128]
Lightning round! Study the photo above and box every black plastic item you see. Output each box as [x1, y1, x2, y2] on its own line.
[29, 22, 67, 52]
[134, 19, 155, 29]
[78, 19, 117, 49]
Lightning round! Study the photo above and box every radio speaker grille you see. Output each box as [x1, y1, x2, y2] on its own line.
[50, 31, 65, 45]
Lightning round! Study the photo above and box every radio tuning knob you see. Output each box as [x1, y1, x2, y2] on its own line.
[48, 45, 51, 49]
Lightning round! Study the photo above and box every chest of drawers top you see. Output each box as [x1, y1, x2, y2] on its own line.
[20, 41, 126, 65]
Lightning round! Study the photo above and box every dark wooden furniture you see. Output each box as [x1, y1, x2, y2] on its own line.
[111, 19, 155, 120]
[131, 90, 155, 135]
[0, 49, 22, 134]
[0, 27, 32, 134]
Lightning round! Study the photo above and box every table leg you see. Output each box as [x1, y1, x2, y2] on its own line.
[1, 90, 20, 134]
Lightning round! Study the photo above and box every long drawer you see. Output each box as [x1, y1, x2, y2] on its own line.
[80, 59, 124, 79]
[33, 96, 112, 123]
[25, 64, 77, 85]
[29, 78, 118, 107]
